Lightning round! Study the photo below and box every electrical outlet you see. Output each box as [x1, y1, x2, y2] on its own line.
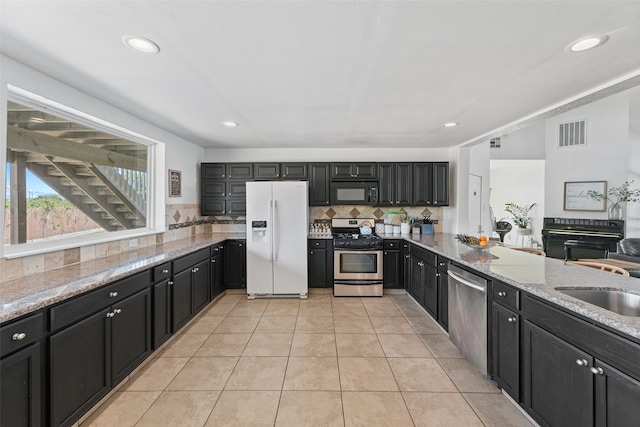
[129, 238, 138, 248]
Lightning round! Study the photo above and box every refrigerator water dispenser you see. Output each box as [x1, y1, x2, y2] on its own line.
[251, 220, 268, 242]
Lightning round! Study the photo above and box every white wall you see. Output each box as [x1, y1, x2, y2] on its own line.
[204, 147, 451, 162]
[490, 160, 545, 245]
[0, 55, 205, 205]
[627, 87, 640, 236]
[490, 122, 546, 160]
[544, 91, 630, 220]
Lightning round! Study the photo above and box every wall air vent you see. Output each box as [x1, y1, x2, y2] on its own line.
[489, 137, 501, 148]
[558, 120, 586, 147]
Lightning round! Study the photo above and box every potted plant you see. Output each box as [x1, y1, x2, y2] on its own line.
[587, 180, 640, 220]
[504, 202, 535, 232]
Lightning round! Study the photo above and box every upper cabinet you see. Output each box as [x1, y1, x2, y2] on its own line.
[413, 162, 449, 206]
[254, 163, 308, 180]
[200, 163, 252, 216]
[308, 163, 331, 206]
[330, 162, 377, 180]
[378, 163, 413, 206]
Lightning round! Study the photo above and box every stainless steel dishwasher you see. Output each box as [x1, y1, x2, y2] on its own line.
[447, 264, 488, 376]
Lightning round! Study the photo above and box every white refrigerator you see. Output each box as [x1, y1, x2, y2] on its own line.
[246, 181, 309, 299]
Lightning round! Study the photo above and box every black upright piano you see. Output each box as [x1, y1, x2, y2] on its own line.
[542, 217, 624, 260]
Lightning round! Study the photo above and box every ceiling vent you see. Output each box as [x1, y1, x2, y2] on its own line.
[558, 120, 586, 147]
[489, 137, 501, 148]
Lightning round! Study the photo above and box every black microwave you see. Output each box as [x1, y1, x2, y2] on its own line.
[330, 181, 378, 205]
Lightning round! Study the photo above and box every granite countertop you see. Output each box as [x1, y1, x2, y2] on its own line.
[0, 233, 245, 324]
[393, 233, 640, 341]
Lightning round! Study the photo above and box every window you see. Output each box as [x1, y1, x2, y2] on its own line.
[3, 88, 164, 258]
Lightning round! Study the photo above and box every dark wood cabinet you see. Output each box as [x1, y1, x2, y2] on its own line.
[171, 268, 193, 331]
[152, 279, 171, 349]
[227, 163, 254, 180]
[330, 162, 377, 180]
[223, 240, 246, 289]
[413, 162, 449, 206]
[308, 239, 333, 288]
[200, 163, 250, 215]
[171, 249, 210, 330]
[254, 163, 281, 180]
[210, 245, 222, 299]
[383, 240, 402, 288]
[201, 163, 226, 179]
[282, 163, 308, 179]
[378, 163, 412, 206]
[492, 302, 520, 401]
[309, 163, 331, 206]
[409, 254, 425, 307]
[191, 259, 210, 313]
[402, 241, 411, 291]
[1, 313, 42, 427]
[594, 360, 640, 427]
[435, 256, 449, 331]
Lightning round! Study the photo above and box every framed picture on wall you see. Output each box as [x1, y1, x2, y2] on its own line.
[563, 181, 606, 211]
[168, 169, 182, 197]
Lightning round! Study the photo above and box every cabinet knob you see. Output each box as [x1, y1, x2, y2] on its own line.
[114, 308, 122, 315]
[439, 262, 446, 267]
[11, 332, 26, 341]
[228, 193, 232, 196]
[590, 367, 604, 375]
[109, 291, 118, 298]
[222, 193, 225, 196]
[436, 272, 440, 277]
[576, 359, 588, 367]
[405, 255, 410, 259]
[106, 312, 115, 318]
[222, 174, 225, 178]
[211, 259, 216, 263]
[507, 317, 517, 323]
[497, 291, 507, 297]
[384, 251, 388, 255]
[283, 174, 287, 177]
[162, 269, 169, 274]
[310, 251, 314, 254]
[239, 243, 242, 247]
[168, 281, 174, 285]
[192, 267, 199, 273]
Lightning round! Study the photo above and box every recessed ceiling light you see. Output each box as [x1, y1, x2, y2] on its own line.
[122, 35, 160, 53]
[568, 35, 608, 52]
[442, 122, 458, 128]
[222, 121, 239, 127]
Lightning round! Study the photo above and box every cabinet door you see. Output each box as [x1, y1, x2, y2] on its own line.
[377, 163, 395, 206]
[201, 198, 226, 216]
[201, 180, 226, 197]
[210, 254, 222, 299]
[224, 240, 247, 289]
[201, 163, 226, 179]
[491, 302, 519, 401]
[383, 249, 401, 288]
[172, 269, 193, 331]
[227, 163, 253, 179]
[282, 163, 308, 179]
[153, 279, 172, 349]
[192, 259, 210, 313]
[1, 342, 41, 427]
[255, 163, 281, 180]
[437, 268, 449, 330]
[523, 321, 594, 427]
[402, 248, 411, 291]
[413, 163, 434, 206]
[395, 163, 413, 205]
[227, 199, 246, 215]
[410, 255, 425, 306]
[227, 181, 246, 198]
[309, 163, 331, 206]
[111, 289, 151, 385]
[308, 245, 328, 288]
[50, 309, 109, 427]
[432, 162, 449, 206]
[422, 262, 438, 317]
[353, 162, 377, 179]
[330, 163, 353, 179]
[594, 360, 640, 427]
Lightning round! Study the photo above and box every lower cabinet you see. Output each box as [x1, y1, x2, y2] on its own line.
[49, 288, 151, 427]
[210, 245, 222, 299]
[308, 239, 333, 288]
[152, 279, 172, 349]
[491, 302, 520, 400]
[0, 342, 42, 427]
[435, 256, 449, 331]
[223, 240, 247, 289]
[383, 240, 402, 289]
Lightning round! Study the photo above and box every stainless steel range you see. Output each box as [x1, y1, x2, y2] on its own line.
[332, 218, 383, 297]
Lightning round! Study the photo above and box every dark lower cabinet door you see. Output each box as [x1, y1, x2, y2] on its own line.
[192, 259, 210, 313]
[594, 360, 640, 427]
[491, 302, 519, 401]
[224, 240, 246, 289]
[383, 249, 401, 288]
[172, 269, 193, 331]
[111, 289, 151, 385]
[422, 263, 437, 317]
[210, 255, 222, 299]
[308, 247, 328, 288]
[437, 271, 449, 330]
[153, 279, 172, 349]
[0, 342, 41, 427]
[50, 310, 109, 427]
[410, 256, 425, 306]
[523, 321, 594, 427]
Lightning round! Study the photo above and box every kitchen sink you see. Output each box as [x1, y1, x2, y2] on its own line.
[556, 288, 640, 317]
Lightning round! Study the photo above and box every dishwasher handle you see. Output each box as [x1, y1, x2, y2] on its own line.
[447, 269, 486, 293]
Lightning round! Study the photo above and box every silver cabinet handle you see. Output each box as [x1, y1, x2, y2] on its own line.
[590, 367, 604, 375]
[162, 269, 169, 274]
[109, 291, 118, 298]
[507, 317, 517, 323]
[576, 359, 588, 366]
[168, 281, 174, 285]
[497, 291, 507, 297]
[405, 255, 410, 259]
[12, 332, 26, 341]
[418, 261, 425, 267]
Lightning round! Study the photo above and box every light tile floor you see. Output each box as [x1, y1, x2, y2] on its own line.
[81, 290, 534, 427]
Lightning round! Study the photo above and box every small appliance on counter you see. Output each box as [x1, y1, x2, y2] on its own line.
[331, 218, 383, 297]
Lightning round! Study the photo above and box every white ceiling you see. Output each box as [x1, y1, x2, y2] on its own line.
[2, 1, 640, 150]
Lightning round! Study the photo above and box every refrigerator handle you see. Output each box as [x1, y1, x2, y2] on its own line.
[273, 200, 278, 262]
[268, 199, 274, 262]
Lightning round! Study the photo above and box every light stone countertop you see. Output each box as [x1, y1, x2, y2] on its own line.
[385, 233, 640, 342]
[3, 232, 640, 343]
[0, 233, 245, 324]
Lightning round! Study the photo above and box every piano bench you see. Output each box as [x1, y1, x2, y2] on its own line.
[564, 240, 611, 263]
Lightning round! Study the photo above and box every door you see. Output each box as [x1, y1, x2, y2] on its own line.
[383, 249, 400, 288]
[272, 181, 308, 294]
[308, 243, 328, 288]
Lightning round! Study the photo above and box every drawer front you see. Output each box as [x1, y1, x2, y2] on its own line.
[153, 262, 172, 282]
[309, 240, 327, 249]
[173, 248, 210, 273]
[383, 240, 400, 250]
[411, 244, 437, 266]
[0, 312, 43, 357]
[493, 281, 519, 311]
[50, 270, 151, 332]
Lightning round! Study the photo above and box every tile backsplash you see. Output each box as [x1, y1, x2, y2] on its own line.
[1, 203, 441, 281]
